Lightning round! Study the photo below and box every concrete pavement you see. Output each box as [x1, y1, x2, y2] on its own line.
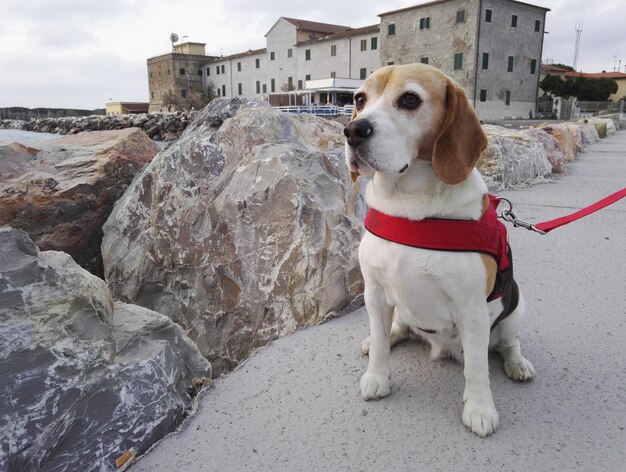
[132, 131, 625, 472]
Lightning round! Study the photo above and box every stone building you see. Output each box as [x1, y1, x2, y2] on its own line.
[380, 0, 549, 119]
[147, 42, 217, 112]
[146, 0, 550, 119]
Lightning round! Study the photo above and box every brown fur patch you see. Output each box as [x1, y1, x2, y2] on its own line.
[481, 253, 498, 298]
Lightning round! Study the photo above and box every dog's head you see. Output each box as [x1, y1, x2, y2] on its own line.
[344, 64, 488, 185]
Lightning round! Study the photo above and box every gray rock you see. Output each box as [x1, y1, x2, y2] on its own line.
[0, 227, 211, 472]
[478, 125, 552, 190]
[102, 98, 363, 375]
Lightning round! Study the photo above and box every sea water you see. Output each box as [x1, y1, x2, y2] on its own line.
[0, 129, 60, 146]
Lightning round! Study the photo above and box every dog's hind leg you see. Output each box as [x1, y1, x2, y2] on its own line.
[493, 290, 536, 382]
[361, 309, 411, 355]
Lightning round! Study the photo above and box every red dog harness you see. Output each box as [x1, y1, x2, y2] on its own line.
[364, 195, 511, 302]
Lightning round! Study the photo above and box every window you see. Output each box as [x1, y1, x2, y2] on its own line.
[217, 89, 220, 97]
[288, 48, 293, 58]
[197, 69, 202, 76]
[482, 52, 489, 70]
[222, 85, 226, 96]
[456, 10, 465, 23]
[305, 49, 311, 61]
[262, 84, 267, 93]
[534, 20, 541, 32]
[151, 91, 154, 99]
[181, 89, 187, 98]
[149, 71, 153, 78]
[298, 79, 303, 89]
[530, 59, 537, 74]
[360, 39, 367, 51]
[485, 9, 492, 23]
[388, 23, 396, 35]
[419, 17, 431, 30]
[221, 65, 225, 74]
[305, 74, 311, 81]
[480, 89, 487, 102]
[511, 15, 518, 27]
[237, 62, 241, 72]
[371, 37, 378, 50]
[507, 56, 514, 72]
[330, 71, 336, 78]
[420, 57, 429, 64]
[505, 90, 511, 106]
[288, 77, 293, 89]
[360, 68, 367, 79]
[454, 53, 463, 70]
[331, 45, 336, 56]
[179, 68, 185, 75]
[387, 61, 395, 65]
[255, 58, 260, 69]
[271, 78, 275, 93]
[270, 52, 275, 60]
[238, 83, 242, 95]
[256, 81, 260, 94]
[216, 66, 220, 75]
[206, 67, 211, 76]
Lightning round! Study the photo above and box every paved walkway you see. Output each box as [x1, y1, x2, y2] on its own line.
[133, 131, 626, 472]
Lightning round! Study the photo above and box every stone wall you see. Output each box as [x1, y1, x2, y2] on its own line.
[0, 110, 197, 142]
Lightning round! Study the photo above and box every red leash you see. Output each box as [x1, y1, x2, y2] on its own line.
[499, 188, 626, 234]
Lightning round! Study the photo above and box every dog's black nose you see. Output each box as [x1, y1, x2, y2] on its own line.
[344, 119, 374, 147]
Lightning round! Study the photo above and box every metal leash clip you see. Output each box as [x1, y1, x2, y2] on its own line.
[498, 198, 546, 235]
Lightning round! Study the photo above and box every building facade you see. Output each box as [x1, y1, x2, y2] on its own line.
[206, 18, 380, 106]
[147, 0, 550, 119]
[147, 42, 217, 112]
[380, 0, 548, 119]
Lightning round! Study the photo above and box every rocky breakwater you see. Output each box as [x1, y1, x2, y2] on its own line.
[0, 128, 159, 277]
[0, 110, 197, 142]
[102, 98, 364, 375]
[0, 227, 211, 472]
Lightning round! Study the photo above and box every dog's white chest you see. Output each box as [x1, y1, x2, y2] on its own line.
[359, 232, 488, 332]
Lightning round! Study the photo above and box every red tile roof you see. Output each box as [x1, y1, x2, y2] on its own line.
[564, 71, 626, 80]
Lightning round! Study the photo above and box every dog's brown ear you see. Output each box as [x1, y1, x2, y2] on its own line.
[432, 80, 488, 185]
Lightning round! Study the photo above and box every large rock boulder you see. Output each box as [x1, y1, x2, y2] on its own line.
[0, 128, 159, 277]
[537, 123, 582, 163]
[478, 125, 552, 190]
[526, 128, 567, 174]
[0, 227, 211, 472]
[102, 98, 363, 375]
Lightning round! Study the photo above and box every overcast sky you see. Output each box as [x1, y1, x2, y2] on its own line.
[0, 0, 623, 109]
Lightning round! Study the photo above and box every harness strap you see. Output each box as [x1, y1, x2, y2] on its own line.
[364, 195, 510, 271]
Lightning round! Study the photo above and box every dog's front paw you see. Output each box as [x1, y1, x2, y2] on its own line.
[360, 371, 391, 400]
[504, 356, 536, 382]
[462, 401, 499, 437]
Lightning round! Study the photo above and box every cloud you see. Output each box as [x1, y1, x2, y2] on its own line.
[0, 0, 623, 108]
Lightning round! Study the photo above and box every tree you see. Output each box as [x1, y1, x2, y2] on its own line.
[539, 74, 564, 97]
[162, 89, 183, 112]
[552, 63, 575, 72]
[539, 74, 618, 101]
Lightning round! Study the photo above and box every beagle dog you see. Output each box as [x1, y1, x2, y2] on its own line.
[344, 64, 535, 437]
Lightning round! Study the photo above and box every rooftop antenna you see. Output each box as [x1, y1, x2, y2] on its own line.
[573, 22, 583, 71]
[170, 32, 179, 52]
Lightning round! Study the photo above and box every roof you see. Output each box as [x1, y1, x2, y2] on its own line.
[564, 71, 626, 80]
[297, 24, 380, 46]
[541, 65, 571, 74]
[206, 47, 267, 63]
[378, 0, 550, 17]
[281, 17, 352, 34]
[121, 103, 150, 113]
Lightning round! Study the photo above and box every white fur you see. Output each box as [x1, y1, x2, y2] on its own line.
[349, 66, 535, 438]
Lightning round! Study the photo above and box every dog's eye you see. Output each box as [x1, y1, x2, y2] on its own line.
[398, 92, 422, 110]
[354, 93, 366, 111]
